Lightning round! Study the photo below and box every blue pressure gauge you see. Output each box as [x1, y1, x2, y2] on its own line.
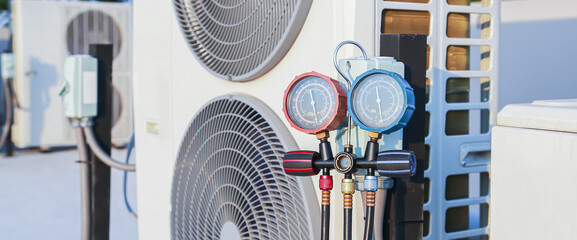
[347, 69, 415, 134]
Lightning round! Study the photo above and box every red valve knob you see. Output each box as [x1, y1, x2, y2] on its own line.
[283, 151, 320, 176]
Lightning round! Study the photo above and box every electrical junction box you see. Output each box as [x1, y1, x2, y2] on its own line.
[1, 52, 13, 80]
[491, 99, 577, 240]
[335, 57, 405, 157]
[59, 55, 98, 118]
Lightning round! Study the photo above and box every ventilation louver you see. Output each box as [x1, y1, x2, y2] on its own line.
[171, 95, 317, 240]
[173, 0, 312, 81]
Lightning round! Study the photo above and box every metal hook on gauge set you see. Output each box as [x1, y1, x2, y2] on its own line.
[333, 40, 369, 86]
[333, 40, 368, 147]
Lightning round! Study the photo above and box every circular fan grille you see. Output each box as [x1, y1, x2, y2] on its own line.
[66, 10, 122, 58]
[173, 0, 312, 81]
[171, 95, 314, 240]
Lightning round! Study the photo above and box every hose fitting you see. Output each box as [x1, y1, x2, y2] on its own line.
[366, 191, 376, 207]
[342, 178, 355, 209]
[344, 193, 353, 209]
[320, 175, 333, 206]
[320, 175, 333, 191]
[342, 177, 355, 211]
[341, 178, 355, 195]
[322, 190, 331, 206]
[363, 175, 378, 192]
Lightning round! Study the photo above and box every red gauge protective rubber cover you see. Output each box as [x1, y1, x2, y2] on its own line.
[282, 71, 347, 134]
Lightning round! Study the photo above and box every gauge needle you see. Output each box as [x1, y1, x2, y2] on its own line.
[309, 90, 319, 124]
[375, 87, 384, 122]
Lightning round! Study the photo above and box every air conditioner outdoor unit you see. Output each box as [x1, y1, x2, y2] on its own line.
[11, 0, 132, 148]
[134, 0, 503, 239]
[133, 0, 392, 239]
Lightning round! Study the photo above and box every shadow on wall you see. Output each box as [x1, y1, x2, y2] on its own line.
[27, 57, 57, 147]
[499, 18, 577, 110]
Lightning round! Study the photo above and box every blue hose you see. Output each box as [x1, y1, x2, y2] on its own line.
[123, 134, 137, 219]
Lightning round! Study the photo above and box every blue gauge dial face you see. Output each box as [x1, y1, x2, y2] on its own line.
[287, 76, 336, 130]
[351, 73, 405, 130]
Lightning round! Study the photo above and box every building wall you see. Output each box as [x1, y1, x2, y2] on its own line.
[500, 0, 577, 109]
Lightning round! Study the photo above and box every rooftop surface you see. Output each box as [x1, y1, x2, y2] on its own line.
[0, 148, 138, 240]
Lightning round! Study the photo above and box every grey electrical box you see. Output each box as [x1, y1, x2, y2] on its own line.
[1, 53, 14, 80]
[59, 55, 98, 118]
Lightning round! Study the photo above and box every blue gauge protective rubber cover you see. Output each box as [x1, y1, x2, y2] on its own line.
[347, 69, 415, 134]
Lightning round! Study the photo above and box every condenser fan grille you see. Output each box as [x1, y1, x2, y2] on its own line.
[171, 95, 314, 240]
[66, 10, 122, 58]
[173, 0, 312, 81]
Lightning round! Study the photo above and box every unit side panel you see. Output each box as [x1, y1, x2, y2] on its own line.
[491, 126, 577, 240]
[132, 0, 174, 239]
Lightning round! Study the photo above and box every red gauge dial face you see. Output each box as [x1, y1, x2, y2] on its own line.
[283, 72, 347, 134]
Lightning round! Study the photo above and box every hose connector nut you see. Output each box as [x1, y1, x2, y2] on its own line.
[341, 178, 355, 194]
[363, 175, 378, 192]
[319, 175, 333, 191]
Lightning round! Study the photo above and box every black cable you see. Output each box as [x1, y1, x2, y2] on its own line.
[344, 207, 353, 240]
[363, 204, 375, 240]
[342, 173, 354, 240]
[321, 204, 330, 240]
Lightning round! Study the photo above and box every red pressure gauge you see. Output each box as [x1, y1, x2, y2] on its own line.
[283, 72, 347, 134]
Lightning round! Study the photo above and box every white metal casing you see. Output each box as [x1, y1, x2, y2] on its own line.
[11, 0, 132, 148]
[491, 99, 577, 239]
[134, 0, 388, 239]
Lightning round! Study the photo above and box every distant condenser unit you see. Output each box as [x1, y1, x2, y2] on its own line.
[12, 0, 132, 148]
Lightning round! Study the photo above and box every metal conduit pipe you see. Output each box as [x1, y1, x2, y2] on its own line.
[76, 127, 91, 240]
[82, 127, 136, 172]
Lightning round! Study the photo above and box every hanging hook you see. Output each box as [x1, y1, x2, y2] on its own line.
[333, 40, 369, 87]
[333, 41, 369, 148]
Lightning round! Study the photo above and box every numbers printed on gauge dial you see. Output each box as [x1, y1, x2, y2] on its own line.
[283, 72, 347, 134]
[287, 76, 335, 130]
[351, 73, 405, 130]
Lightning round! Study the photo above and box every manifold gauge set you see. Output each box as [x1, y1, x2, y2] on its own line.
[282, 41, 417, 240]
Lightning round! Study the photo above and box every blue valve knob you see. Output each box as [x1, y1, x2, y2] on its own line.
[376, 150, 416, 177]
